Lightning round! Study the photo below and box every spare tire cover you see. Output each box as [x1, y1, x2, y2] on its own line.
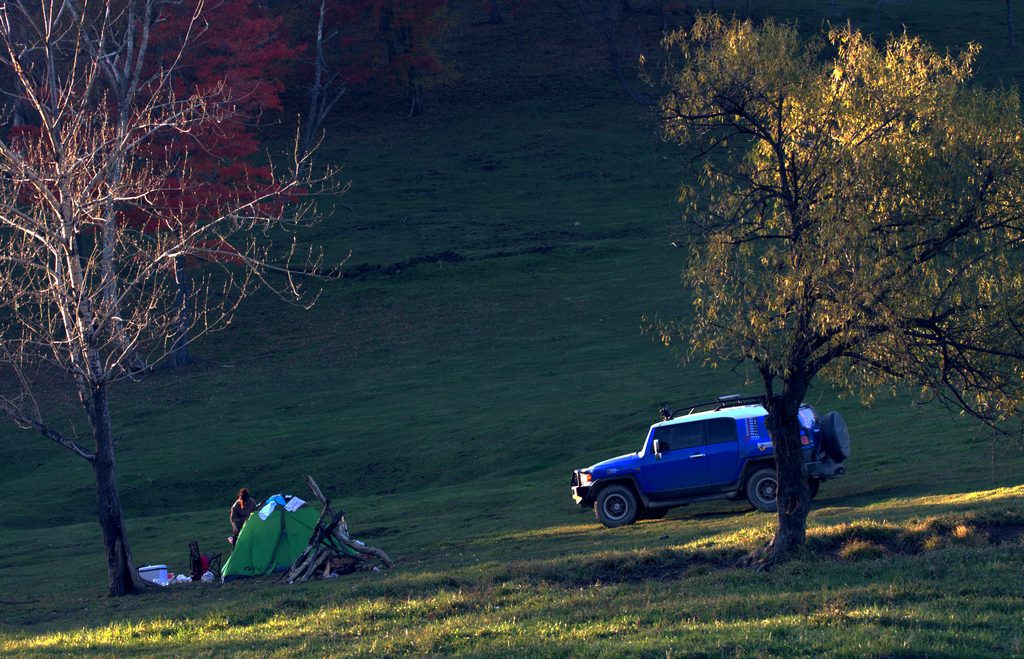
[820, 411, 851, 462]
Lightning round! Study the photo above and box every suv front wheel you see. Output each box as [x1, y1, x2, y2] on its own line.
[594, 484, 639, 528]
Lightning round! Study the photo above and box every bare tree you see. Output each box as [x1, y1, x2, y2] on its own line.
[0, 0, 329, 595]
[299, 0, 348, 163]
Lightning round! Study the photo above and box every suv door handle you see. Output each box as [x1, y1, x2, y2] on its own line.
[690, 453, 706, 459]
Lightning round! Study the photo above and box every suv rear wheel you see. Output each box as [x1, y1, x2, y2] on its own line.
[746, 468, 778, 513]
[594, 484, 639, 528]
[746, 470, 821, 512]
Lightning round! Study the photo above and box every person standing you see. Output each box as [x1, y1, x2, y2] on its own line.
[229, 488, 257, 546]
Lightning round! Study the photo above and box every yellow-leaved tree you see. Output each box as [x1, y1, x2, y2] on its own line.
[658, 16, 1024, 567]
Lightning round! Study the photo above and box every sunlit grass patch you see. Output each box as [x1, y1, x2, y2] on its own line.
[862, 484, 1024, 512]
[676, 521, 775, 552]
[807, 494, 1024, 560]
[10, 616, 225, 652]
[837, 538, 887, 561]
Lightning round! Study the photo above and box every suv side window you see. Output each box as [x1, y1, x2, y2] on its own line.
[706, 418, 738, 445]
[653, 421, 704, 450]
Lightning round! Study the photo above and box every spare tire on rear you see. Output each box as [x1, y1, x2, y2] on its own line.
[820, 411, 851, 462]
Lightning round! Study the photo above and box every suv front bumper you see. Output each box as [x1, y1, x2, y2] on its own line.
[571, 485, 591, 506]
[570, 470, 593, 506]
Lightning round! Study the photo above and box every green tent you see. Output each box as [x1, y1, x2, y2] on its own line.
[221, 496, 321, 581]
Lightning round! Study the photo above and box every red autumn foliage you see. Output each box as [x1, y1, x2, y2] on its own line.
[132, 0, 298, 259]
[7, 2, 303, 240]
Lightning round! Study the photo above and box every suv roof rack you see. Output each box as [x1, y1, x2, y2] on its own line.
[659, 394, 764, 421]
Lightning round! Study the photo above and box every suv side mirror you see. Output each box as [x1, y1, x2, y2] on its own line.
[653, 439, 669, 455]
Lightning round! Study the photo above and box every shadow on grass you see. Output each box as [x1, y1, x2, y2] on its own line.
[493, 508, 1024, 589]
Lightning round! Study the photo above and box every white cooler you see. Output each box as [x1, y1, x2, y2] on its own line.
[138, 564, 168, 583]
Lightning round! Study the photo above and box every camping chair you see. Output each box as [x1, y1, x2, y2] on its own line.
[189, 540, 223, 579]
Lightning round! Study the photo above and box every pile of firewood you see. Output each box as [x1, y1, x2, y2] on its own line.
[280, 475, 394, 584]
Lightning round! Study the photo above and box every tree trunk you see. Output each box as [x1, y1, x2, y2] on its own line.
[300, 1, 327, 163]
[407, 71, 423, 117]
[379, 13, 422, 118]
[89, 384, 146, 596]
[749, 379, 811, 569]
[295, 0, 348, 177]
[167, 254, 192, 368]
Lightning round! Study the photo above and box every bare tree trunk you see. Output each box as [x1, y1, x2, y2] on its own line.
[380, 11, 422, 117]
[298, 0, 347, 166]
[408, 69, 423, 117]
[88, 384, 146, 596]
[299, 0, 327, 162]
[1009, 1, 1017, 48]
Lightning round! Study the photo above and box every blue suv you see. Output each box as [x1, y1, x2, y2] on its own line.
[570, 395, 851, 527]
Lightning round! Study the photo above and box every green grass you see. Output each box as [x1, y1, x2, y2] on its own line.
[3, 488, 1023, 655]
[1, 0, 1023, 655]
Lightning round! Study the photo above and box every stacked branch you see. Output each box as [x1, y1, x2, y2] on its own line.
[280, 476, 394, 584]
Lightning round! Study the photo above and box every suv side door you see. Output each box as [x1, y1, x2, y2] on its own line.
[705, 417, 741, 486]
[640, 421, 712, 499]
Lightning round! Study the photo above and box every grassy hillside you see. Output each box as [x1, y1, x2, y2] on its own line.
[2, 0, 1023, 655]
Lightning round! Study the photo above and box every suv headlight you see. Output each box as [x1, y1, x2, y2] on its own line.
[579, 472, 593, 486]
